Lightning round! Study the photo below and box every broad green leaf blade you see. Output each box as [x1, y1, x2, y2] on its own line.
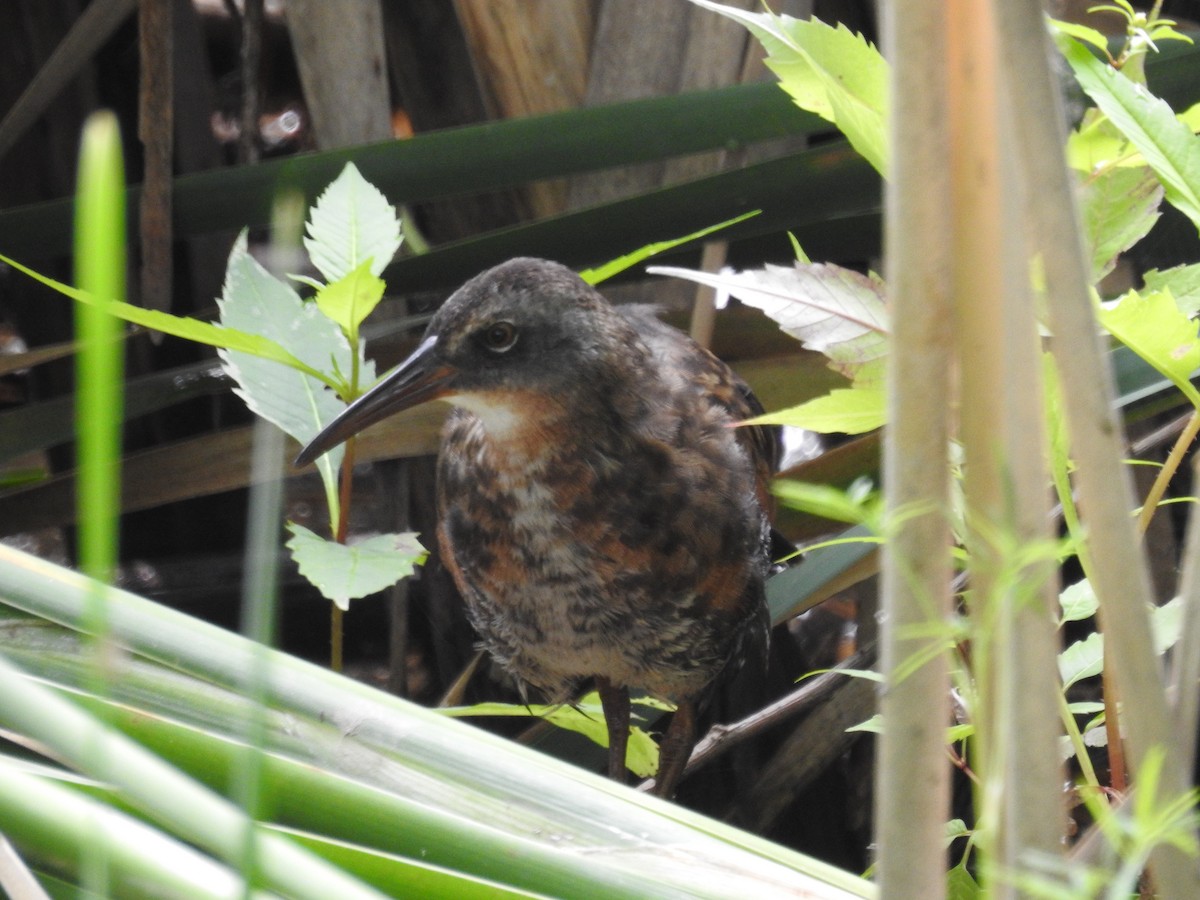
[279, 826, 555, 900]
[0, 652, 390, 900]
[1144, 263, 1200, 316]
[1097, 288, 1200, 406]
[0, 758, 266, 900]
[689, 0, 888, 176]
[0, 251, 331, 385]
[286, 523, 426, 611]
[1081, 164, 1163, 282]
[304, 162, 402, 282]
[313, 259, 387, 335]
[748, 386, 886, 435]
[1060, 34, 1200, 233]
[651, 262, 889, 385]
[0, 543, 875, 899]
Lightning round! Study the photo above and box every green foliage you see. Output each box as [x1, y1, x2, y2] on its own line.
[1097, 288, 1200, 406]
[214, 164, 420, 609]
[1058, 595, 1183, 692]
[650, 259, 887, 434]
[0, 251, 332, 385]
[441, 692, 666, 779]
[578, 210, 759, 285]
[1012, 749, 1200, 899]
[693, 7, 1200, 894]
[1058, 33, 1200, 235]
[1144, 262, 1200, 315]
[312, 259, 388, 338]
[773, 477, 881, 529]
[1080, 165, 1162, 283]
[302, 162, 404, 285]
[286, 523, 426, 612]
[687, 0, 888, 176]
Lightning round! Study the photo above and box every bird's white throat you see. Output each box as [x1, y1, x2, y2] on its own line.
[446, 392, 526, 438]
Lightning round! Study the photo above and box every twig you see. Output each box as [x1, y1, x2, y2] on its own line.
[680, 647, 876, 779]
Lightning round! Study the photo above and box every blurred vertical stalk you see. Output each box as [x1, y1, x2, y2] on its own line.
[947, 1, 1063, 888]
[993, 3, 1199, 893]
[73, 107, 127, 900]
[874, 4, 954, 899]
[75, 111, 126, 587]
[235, 193, 302, 886]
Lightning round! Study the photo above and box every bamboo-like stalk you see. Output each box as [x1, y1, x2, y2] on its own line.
[993, 3, 1199, 895]
[1171, 452, 1200, 775]
[874, 5, 954, 898]
[948, 3, 1065, 888]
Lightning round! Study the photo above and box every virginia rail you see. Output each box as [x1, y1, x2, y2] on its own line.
[297, 258, 777, 797]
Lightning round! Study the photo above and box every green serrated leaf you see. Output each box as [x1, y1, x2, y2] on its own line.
[1144, 263, 1200, 316]
[1097, 287, 1200, 405]
[1059, 579, 1099, 625]
[748, 385, 886, 435]
[649, 262, 889, 386]
[304, 162, 403, 283]
[216, 234, 371, 456]
[1081, 164, 1162, 282]
[314, 259, 387, 336]
[1059, 34, 1200, 234]
[689, 1, 888, 176]
[286, 522, 425, 611]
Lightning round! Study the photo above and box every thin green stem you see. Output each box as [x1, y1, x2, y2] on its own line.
[1058, 690, 1100, 789]
[1137, 410, 1200, 536]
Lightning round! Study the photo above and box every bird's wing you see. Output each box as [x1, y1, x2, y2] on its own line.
[618, 305, 782, 498]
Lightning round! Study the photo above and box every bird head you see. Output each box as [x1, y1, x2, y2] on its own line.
[295, 258, 635, 466]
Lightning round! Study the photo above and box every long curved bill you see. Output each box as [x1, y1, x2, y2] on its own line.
[295, 334, 454, 466]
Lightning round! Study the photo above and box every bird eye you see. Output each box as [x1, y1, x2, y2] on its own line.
[480, 321, 518, 353]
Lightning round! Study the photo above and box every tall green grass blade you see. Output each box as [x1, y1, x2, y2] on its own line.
[73, 108, 125, 899]
[73, 110, 125, 586]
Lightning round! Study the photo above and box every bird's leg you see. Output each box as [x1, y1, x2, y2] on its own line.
[595, 676, 631, 783]
[652, 699, 697, 799]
